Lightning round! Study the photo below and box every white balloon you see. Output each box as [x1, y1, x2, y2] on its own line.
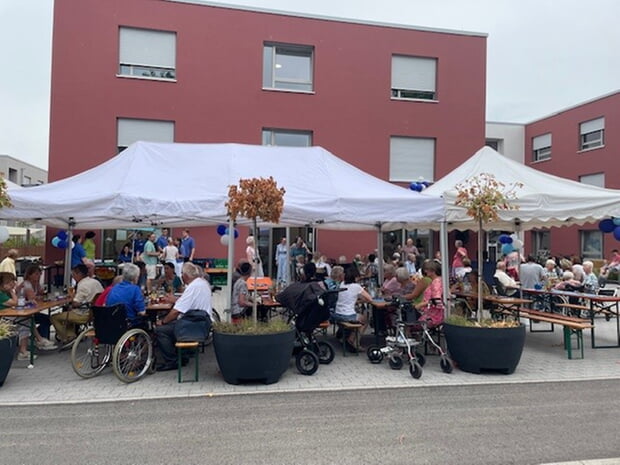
[510, 233, 518, 240]
[220, 234, 229, 246]
[70, 240, 75, 249]
[513, 239, 523, 249]
[0, 226, 8, 244]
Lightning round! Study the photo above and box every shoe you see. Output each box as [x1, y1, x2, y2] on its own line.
[17, 351, 38, 361]
[36, 339, 58, 351]
[155, 363, 176, 372]
[345, 341, 359, 353]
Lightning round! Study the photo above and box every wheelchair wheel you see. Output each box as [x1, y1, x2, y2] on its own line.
[295, 349, 319, 376]
[366, 345, 383, 364]
[409, 361, 423, 379]
[112, 328, 153, 383]
[71, 328, 112, 378]
[317, 341, 335, 364]
[415, 351, 426, 367]
[388, 356, 403, 370]
[440, 357, 454, 374]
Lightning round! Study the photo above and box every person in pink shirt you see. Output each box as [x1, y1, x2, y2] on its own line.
[451, 240, 468, 278]
[380, 264, 401, 298]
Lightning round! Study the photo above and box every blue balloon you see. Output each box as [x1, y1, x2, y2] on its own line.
[51, 236, 61, 247]
[57, 240, 67, 249]
[599, 219, 615, 233]
[57, 230, 68, 241]
[614, 226, 620, 241]
[505, 236, 513, 244]
[233, 228, 239, 239]
[409, 182, 417, 191]
[498, 234, 509, 244]
[613, 218, 620, 226]
[216, 224, 227, 236]
[501, 243, 514, 255]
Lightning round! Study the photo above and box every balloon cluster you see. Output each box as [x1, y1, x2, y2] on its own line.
[409, 180, 431, 192]
[51, 230, 70, 249]
[598, 218, 620, 241]
[216, 224, 239, 246]
[498, 233, 523, 255]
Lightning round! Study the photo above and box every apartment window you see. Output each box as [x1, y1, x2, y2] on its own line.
[580, 173, 605, 188]
[531, 230, 551, 261]
[485, 139, 503, 153]
[581, 230, 602, 260]
[262, 129, 312, 147]
[532, 133, 552, 162]
[119, 27, 176, 80]
[263, 43, 313, 92]
[579, 117, 604, 150]
[117, 118, 174, 152]
[389, 137, 435, 182]
[391, 55, 437, 101]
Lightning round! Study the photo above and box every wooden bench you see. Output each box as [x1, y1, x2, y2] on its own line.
[553, 302, 589, 317]
[518, 308, 594, 360]
[175, 341, 200, 382]
[336, 321, 363, 356]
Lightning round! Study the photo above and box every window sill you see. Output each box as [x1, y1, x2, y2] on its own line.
[116, 74, 177, 83]
[262, 87, 315, 95]
[391, 97, 438, 104]
[530, 158, 551, 165]
[577, 145, 605, 154]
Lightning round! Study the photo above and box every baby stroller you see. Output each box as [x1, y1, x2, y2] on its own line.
[366, 297, 453, 378]
[276, 282, 337, 376]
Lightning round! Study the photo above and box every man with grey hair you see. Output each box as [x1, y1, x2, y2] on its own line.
[0, 249, 19, 275]
[105, 262, 146, 327]
[493, 261, 519, 296]
[155, 262, 212, 371]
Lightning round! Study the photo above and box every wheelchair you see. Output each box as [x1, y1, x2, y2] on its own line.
[71, 304, 155, 383]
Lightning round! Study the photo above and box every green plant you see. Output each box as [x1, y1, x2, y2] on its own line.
[445, 314, 519, 328]
[454, 173, 521, 323]
[213, 319, 292, 335]
[0, 320, 16, 340]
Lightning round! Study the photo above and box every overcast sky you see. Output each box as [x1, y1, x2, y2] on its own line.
[0, 0, 618, 170]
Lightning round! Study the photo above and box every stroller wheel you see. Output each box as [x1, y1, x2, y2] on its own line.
[295, 349, 319, 376]
[440, 357, 454, 374]
[414, 352, 426, 367]
[366, 345, 383, 364]
[388, 356, 403, 370]
[409, 361, 423, 379]
[317, 341, 335, 364]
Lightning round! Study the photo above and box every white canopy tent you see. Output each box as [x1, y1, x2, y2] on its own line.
[0, 142, 444, 230]
[422, 146, 620, 305]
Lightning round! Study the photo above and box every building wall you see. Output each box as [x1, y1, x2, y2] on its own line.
[485, 122, 525, 163]
[0, 155, 48, 186]
[524, 91, 620, 260]
[49, 0, 487, 262]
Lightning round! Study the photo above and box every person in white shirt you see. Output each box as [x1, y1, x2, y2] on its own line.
[494, 261, 519, 296]
[332, 266, 372, 352]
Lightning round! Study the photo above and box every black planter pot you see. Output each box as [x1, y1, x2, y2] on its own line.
[0, 336, 19, 387]
[443, 322, 526, 375]
[213, 329, 295, 385]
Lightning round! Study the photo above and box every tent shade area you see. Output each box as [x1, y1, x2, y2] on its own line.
[423, 146, 620, 231]
[0, 142, 444, 231]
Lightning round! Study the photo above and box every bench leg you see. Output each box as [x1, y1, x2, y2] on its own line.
[563, 327, 584, 360]
[177, 345, 200, 383]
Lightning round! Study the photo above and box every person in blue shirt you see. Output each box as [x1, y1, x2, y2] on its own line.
[132, 231, 146, 260]
[156, 228, 170, 253]
[105, 263, 146, 328]
[117, 243, 133, 263]
[71, 235, 87, 268]
[180, 229, 196, 262]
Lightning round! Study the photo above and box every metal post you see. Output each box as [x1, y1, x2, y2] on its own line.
[376, 223, 384, 284]
[225, 217, 235, 321]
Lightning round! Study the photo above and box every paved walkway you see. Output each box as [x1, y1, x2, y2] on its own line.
[2, 313, 620, 406]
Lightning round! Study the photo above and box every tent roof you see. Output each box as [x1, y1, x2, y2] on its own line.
[0, 142, 443, 230]
[424, 146, 620, 230]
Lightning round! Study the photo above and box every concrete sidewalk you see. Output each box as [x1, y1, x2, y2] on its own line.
[2, 312, 620, 406]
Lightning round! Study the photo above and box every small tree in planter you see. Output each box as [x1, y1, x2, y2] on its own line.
[216, 177, 293, 384]
[226, 176, 285, 323]
[445, 173, 525, 374]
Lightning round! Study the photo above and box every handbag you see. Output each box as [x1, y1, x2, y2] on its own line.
[174, 309, 211, 342]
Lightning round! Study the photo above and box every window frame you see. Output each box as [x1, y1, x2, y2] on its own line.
[389, 136, 435, 183]
[118, 27, 177, 82]
[580, 230, 603, 260]
[532, 133, 552, 162]
[579, 117, 605, 151]
[116, 118, 175, 153]
[263, 43, 314, 93]
[391, 55, 438, 102]
[261, 128, 313, 147]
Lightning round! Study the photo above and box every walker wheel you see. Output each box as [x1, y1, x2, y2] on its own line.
[440, 357, 454, 374]
[366, 345, 383, 364]
[409, 361, 423, 379]
[388, 356, 403, 370]
[415, 352, 426, 367]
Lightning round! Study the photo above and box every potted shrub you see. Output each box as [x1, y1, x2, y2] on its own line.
[0, 320, 18, 386]
[443, 173, 526, 374]
[214, 177, 295, 384]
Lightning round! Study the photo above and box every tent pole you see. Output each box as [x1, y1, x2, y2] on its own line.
[376, 223, 384, 285]
[440, 221, 450, 316]
[285, 227, 291, 285]
[225, 218, 235, 322]
[63, 221, 74, 289]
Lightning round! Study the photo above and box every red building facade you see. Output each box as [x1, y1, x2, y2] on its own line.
[524, 91, 620, 262]
[48, 0, 486, 267]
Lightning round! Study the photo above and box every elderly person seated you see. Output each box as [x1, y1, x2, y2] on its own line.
[51, 264, 104, 344]
[231, 262, 254, 322]
[582, 261, 599, 293]
[542, 259, 560, 288]
[493, 261, 519, 296]
[381, 264, 401, 299]
[105, 263, 146, 328]
[157, 262, 184, 294]
[554, 271, 583, 292]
